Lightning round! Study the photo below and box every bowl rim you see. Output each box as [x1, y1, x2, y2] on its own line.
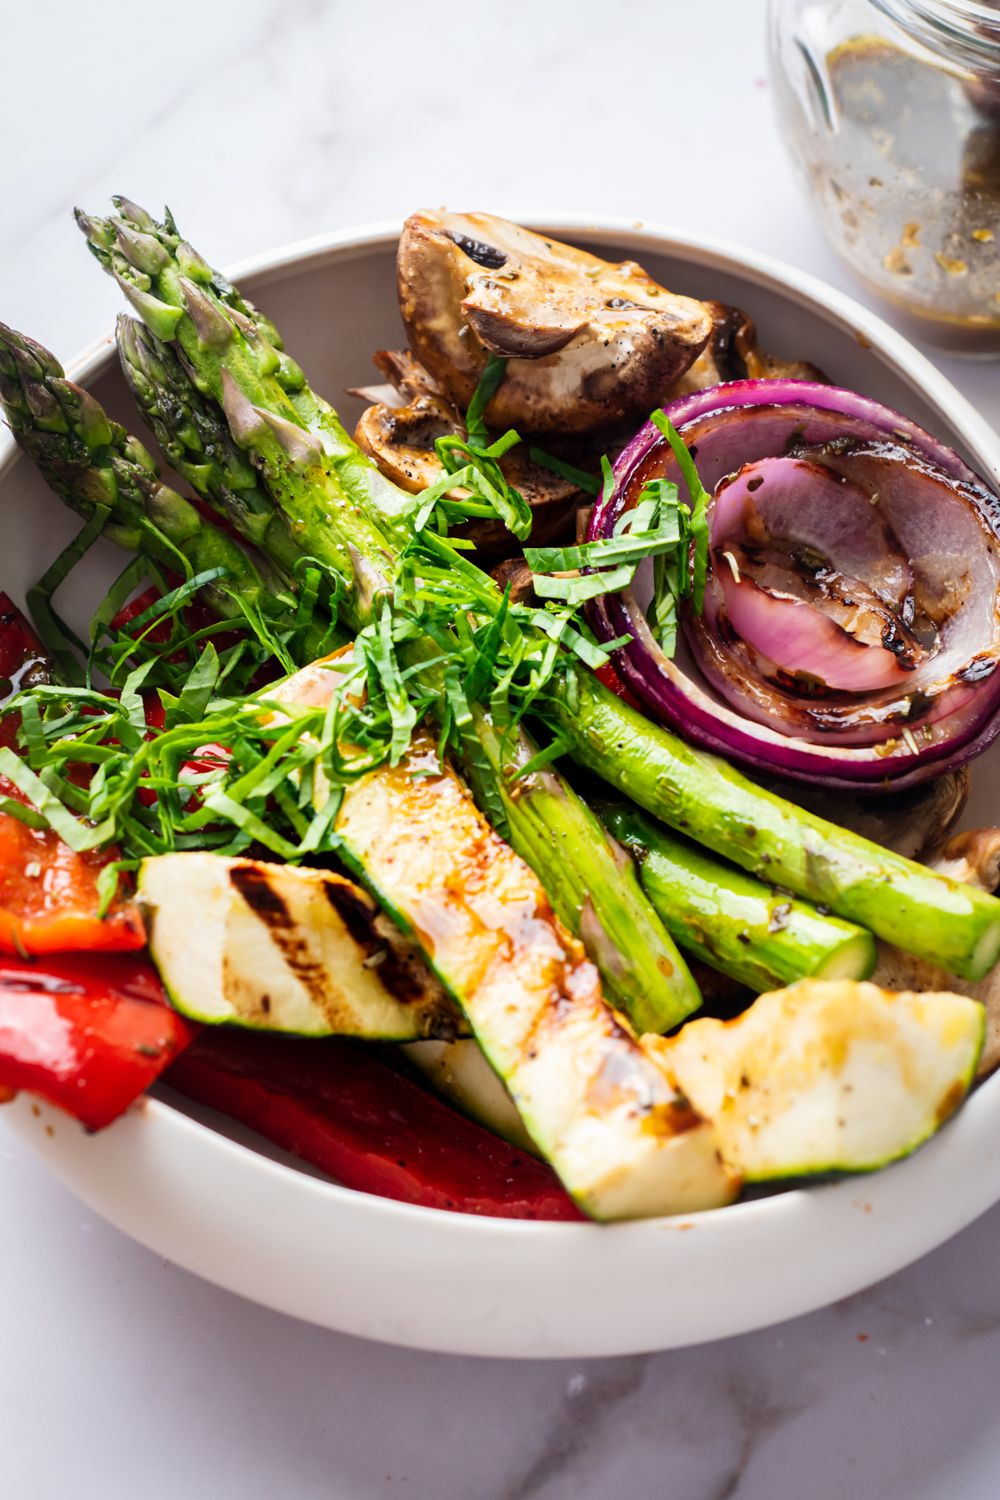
[5, 215, 1000, 1351]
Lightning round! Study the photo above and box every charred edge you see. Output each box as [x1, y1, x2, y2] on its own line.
[230, 863, 333, 1004]
[709, 304, 755, 381]
[229, 863, 293, 925]
[958, 656, 998, 684]
[903, 690, 933, 722]
[321, 878, 450, 1026]
[318, 875, 380, 952]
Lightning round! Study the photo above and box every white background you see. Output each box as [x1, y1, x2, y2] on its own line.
[3, 2, 1000, 1496]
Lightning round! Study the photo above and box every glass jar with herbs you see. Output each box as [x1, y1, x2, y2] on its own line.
[769, 0, 1000, 355]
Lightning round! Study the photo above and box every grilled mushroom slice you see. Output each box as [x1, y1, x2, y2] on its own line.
[354, 352, 464, 495]
[350, 348, 443, 409]
[353, 350, 582, 556]
[490, 555, 538, 605]
[396, 210, 713, 435]
[933, 828, 1000, 893]
[667, 302, 827, 397]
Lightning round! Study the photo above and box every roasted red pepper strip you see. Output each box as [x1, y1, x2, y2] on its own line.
[0, 802, 148, 955]
[168, 1032, 583, 1221]
[0, 953, 196, 1129]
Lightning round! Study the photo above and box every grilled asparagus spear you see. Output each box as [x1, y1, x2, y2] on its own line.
[555, 673, 1000, 982]
[4, 317, 699, 1035]
[81, 199, 1000, 982]
[116, 315, 307, 585]
[600, 803, 876, 991]
[0, 322, 281, 632]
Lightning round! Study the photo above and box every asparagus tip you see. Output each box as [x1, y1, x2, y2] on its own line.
[56, 380, 114, 450]
[114, 274, 185, 343]
[110, 195, 157, 232]
[73, 207, 113, 254]
[219, 367, 267, 449]
[176, 240, 213, 286]
[256, 406, 323, 467]
[348, 543, 386, 616]
[179, 276, 235, 351]
[113, 221, 171, 277]
[0, 323, 64, 382]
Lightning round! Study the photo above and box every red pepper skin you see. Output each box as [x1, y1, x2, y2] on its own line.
[0, 953, 196, 1130]
[108, 585, 172, 643]
[0, 592, 49, 751]
[594, 661, 642, 710]
[0, 593, 48, 704]
[0, 814, 148, 955]
[110, 584, 262, 676]
[168, 1032, 583, 1221]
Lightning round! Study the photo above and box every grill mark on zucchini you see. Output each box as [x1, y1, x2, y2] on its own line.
[227, 859, 459, 1039]
[228, 863, 346, 1019]
[229, 862, 291, 925]
[323, 881, 417, 1001]
[322, 878, 462, 1038]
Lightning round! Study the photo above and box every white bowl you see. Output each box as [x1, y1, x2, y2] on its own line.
[4, 219, 1000, 1359]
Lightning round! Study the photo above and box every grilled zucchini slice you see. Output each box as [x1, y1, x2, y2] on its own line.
[333, 736, 738, 1219]
[405, 1038, 538, 1154]
[139, 853, 460, 1040]
[648, 978, 984, 1180]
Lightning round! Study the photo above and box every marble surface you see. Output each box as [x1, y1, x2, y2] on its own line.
[3, 1, 1000, 1495]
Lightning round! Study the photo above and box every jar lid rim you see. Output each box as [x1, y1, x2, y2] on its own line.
[872, 0, 1000, 69]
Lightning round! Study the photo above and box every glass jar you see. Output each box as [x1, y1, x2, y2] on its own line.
[769, 0, 1000, 354]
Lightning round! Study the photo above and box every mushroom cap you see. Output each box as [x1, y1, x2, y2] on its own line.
[490, 555, 538, 606]
[396, 210, 713, 436]
[354, 350, 461, 494]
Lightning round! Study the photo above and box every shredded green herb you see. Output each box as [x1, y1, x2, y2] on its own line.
[409, 357, 602, 543]
[651, 409, 711, 614]
[28, 508, 111, 685]
[523, 413, 712, 658]
[464, 355, 507, 448]
[527, 447, 602, 497]
[3, 396, 713, 865]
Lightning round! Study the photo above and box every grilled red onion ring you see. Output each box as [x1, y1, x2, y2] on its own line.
[587, 380, 1000, 790]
